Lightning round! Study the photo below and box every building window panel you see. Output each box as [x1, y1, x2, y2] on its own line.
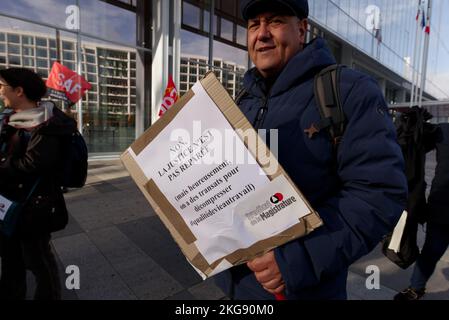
[63, 51, 75, 61]
[64, 61, 75, 70]
[50, 50, 57, 59]
[183, 2, 200, 29]
[218, 0, 236, 16]
[37, 59, 48, 68]
[22, 46, 34, 56]
[0, 33, 5, 42]
[0, 43, 5, 53]
[62, 41, 74, 51]
[326, 1, 339, 32]
[87, 64, 97, 73]
[0, 56, 6, 64]
[8, 44, 20, 54]
[313, 0, 327, 23]
[237, 25, 247, 47]
[87, 74, 97, 83]
[203, 10, 210, 33]
[8, 55, 20, 65]
[22, 36, 34, 45]
[36, 37, 47, 47]
[23, 57, 34, 67]
[86, 55, 96, 64]
[37, 48, 48, 58]
[337, 7, 349, 39]
[7, 34, 20, 43]
[221, 18, 234, 42]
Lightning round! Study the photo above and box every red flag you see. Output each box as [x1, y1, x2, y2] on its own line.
[159, 75, 179, 117]
[46, 62, 92, 105]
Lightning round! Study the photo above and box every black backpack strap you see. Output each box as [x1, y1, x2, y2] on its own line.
[308, 65, 346, 149]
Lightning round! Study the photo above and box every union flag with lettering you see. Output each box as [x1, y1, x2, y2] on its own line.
[159, 75, 179, 117]
[46, 62, 92, 105]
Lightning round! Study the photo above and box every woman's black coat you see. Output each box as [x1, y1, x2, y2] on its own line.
[0, 107, 77, 236]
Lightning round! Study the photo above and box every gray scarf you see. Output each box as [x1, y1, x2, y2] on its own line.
[7, 102, 54, 129]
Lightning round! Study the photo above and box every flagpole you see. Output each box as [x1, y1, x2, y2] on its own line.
[56, 29, 61, 63]
[419, 0, 432, 108]
[75, 0, 83, 134]
[414, 20, 423, 105]
[208, 0, 215, 71]
[376, 13, 382, 60]
[410, 0, 421, 108]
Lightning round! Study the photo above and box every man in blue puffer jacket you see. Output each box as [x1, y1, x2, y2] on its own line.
[214, 0, 408, 300]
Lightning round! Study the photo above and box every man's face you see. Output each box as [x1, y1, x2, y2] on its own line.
[0, 78, 17, 108]
[247, 12, 307, 78]
[0, 77, 24, 109]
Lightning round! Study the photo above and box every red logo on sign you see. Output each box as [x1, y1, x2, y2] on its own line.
[270, 193, 284, 204]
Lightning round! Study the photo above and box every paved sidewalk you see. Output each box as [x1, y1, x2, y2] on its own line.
[2, 156, 448, 300]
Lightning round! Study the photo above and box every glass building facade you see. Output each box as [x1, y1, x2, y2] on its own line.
[0, 0, 448, 155]
[308, 0, 449, 102]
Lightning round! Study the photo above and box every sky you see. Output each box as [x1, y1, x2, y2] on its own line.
[0, 0, 448, 99]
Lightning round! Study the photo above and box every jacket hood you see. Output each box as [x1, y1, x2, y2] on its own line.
[37, 101, 77, 136]
[243, 37, 336, 98]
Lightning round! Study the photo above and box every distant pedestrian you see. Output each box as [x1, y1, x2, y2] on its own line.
[395, 123, 449, 300]
[0, 67, 76, 300]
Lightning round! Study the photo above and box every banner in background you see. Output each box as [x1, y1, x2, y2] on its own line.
[46, 62, 92, 105]
[159, 75, 179, 117]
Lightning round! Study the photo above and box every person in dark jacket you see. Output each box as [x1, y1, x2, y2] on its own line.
[395, 123, 449, 300]
[0, 67, 76, 300]
[214, 0, 408, 300]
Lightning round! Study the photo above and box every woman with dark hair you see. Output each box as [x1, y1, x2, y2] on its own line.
[0, 67, 76, 300]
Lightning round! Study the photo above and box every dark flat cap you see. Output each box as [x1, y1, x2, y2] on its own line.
[241, 0, 309, 20]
